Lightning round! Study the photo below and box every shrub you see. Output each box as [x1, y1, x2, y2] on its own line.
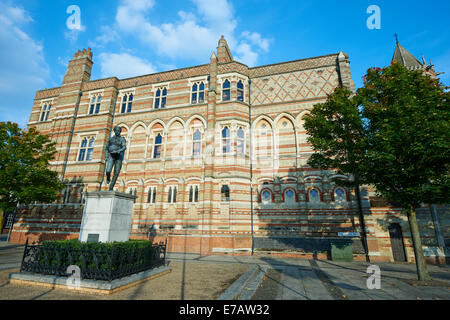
[28, 239, 161, 280]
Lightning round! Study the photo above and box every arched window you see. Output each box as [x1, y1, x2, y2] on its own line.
[168, 186, 177, 203]
[153, 133, 163, 159]
[237, 80, 244, 102]
[189, 185, 199, 203]
[222, 79, 230, 101]
[308, 188, 320, 203]
[191, 82, 205, 104]
[78, 137, 95, 161]
[86, 138, 95, 160]
[40, 104, 51, 122]
[221, 185, 230, 202]
[147, 187, 157, 204]
[334, 188, 347, 202]
[261, 190, 272, 204]
[237, 127, 245, 156]
[121, 93, 133, 113]
[222, 126, 231, 154]
[155, 88, 167, 109]
[284, 189, 295, 204]
[78, 138, 87, 161]
[193, 129, 202, 156]
[195, 185, 199, 202]
[89, 95, 102, 115]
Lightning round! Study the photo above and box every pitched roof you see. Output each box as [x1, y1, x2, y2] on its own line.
[392, 41, 424, 70]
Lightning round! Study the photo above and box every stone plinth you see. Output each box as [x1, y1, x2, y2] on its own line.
[79, 191, 137, 243]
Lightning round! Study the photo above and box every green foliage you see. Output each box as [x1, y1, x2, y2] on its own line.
[303, 87, 366, 187]
[305, 63, 450, 208]
[37, 240, 155, 274]
[358, 62, 450, 207]
[0, 122, 63, 212]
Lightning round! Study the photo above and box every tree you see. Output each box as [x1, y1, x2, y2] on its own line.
[357, 62, 449, 280]
[305, 62, 449, 281]
[0, 122, 63, 212]
[303, 87, 370, 262]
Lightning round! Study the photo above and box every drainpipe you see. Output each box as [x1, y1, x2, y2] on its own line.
[61, 91, 83, 182]
[99, 89, 119, 191]
[249, 79, 255, 255]
[355, 183, 370, 263]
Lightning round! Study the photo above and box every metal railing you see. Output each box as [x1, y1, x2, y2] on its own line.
[20, 239, 167, 282]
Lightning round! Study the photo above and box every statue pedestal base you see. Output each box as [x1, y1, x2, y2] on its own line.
[79, 191, 137, 243]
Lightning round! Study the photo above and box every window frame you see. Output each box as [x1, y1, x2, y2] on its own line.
[147, 186, 157, 204]
[39, 103, 52, 122]
[120, 93, 134, 114]
[283, 188, 296, 204]
[78, 136, 95, 162]
[221, 126, 232, 154]
[192, 129, 202, 156]
[152, 132, 164, 159]
[260, 189, 273, 204]
[221, 185, 230, 202]
[188, 184, 200, 203]
[236, 127, 245, 156]
[191, 81, 206, 104]
[333, 187, 347, 202]
[222, 79, 231, 102]
[89, 95, 102, 115]
[154, 87, 168, 109]
[308, 188, 321, 203]
[167, 185, 178, 204]
[237, 80, 245, 102]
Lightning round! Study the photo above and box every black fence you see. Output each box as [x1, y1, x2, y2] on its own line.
[20, 239, 167, 282]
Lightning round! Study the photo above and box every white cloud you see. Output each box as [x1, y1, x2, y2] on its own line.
[0, 2, 49, 128]
[98, 52, 157, 79]
[109, 0, 269, 65]
[89, 25, 121, 48]
[242, 31, 271, 52]
[235, 42, 259, 67]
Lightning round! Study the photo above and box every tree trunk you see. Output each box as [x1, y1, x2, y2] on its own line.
[406, 206, 431, 281]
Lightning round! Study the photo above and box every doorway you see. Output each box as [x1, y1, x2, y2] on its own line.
[388, 223, 407, 262]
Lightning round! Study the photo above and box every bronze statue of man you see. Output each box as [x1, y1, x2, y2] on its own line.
[105, 126, 127, 191]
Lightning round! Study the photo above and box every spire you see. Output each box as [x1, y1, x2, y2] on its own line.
[392, 37, 423, 70]
[391, 36, 439, 77]
[216, 35, 233, 63]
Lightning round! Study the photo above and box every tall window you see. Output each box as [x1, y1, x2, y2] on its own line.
[147, 187, 157, 204]
[191, 82, 205, 104]
[284, 189, 295, 204]
[261, 190, 272, 204]
[168, 186, 177, 203]
[153, 133, 163, 159]
[78, 137, 95, 161]
[121, 93, 133, 113]
[193, 129, 202, 156]
[334, 188, 347, 202]
[40, 104, 51, 122]
[89, 95, 102, 115]
[222, 79, 230, 101]
[237, 127, 245, 156]
[189, 185, 199, 203]
[308, 188, 320, 203]
[222, 126, 231, 154]
[155, 88, 167, 109]
[237, 80, 244, 102]
[221, 185, 230, 202]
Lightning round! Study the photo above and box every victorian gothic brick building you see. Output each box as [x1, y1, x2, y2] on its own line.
[10, 37, 448, 263]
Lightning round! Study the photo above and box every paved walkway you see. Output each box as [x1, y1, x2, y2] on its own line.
[167, 252, 450, 300]
[0, 244, 449, 300]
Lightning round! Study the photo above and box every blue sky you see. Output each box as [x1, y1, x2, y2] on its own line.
[1, 0, 449, 128]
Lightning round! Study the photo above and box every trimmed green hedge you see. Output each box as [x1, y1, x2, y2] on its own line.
[32, 239, 159, 280]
